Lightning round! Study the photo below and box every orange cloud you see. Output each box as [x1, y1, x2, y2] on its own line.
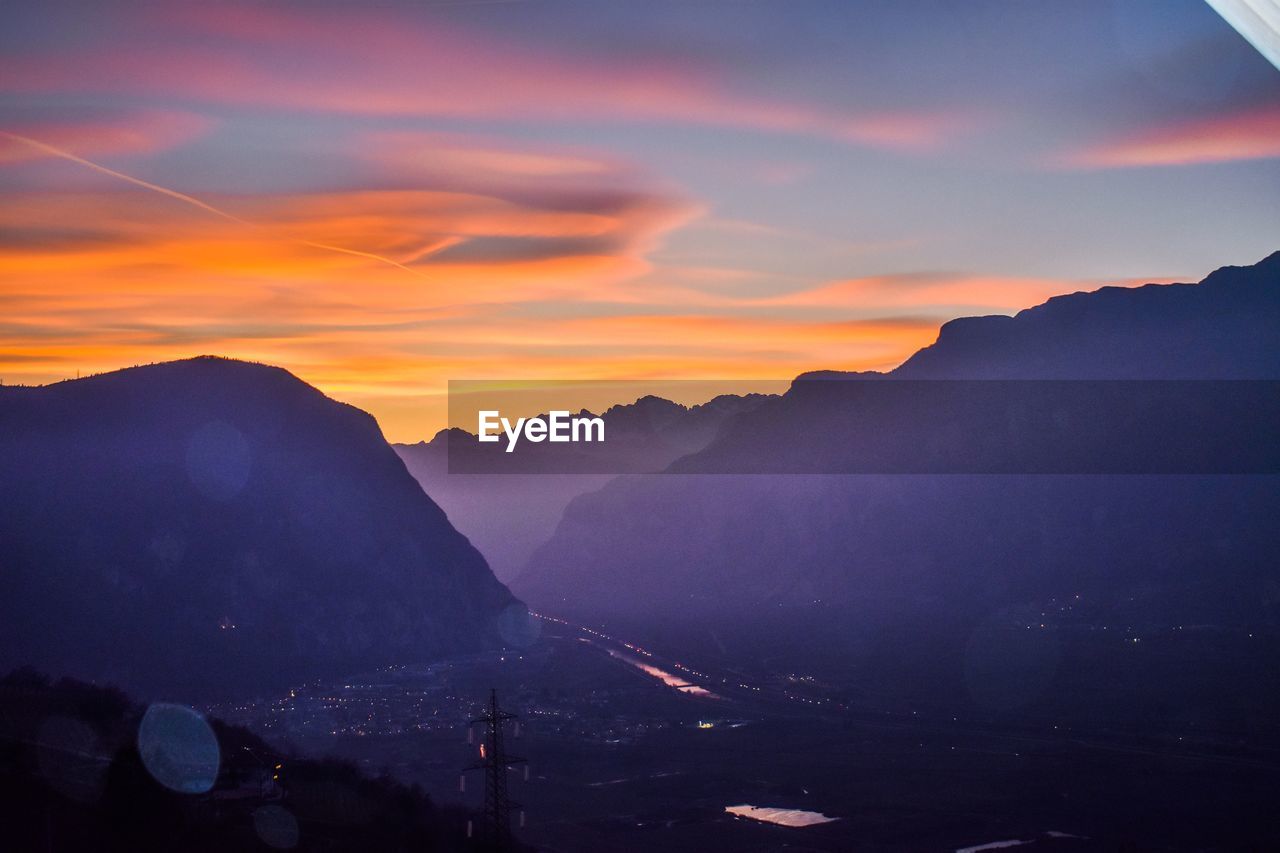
[0, 161, 706, 441]
[0, 181, 692, 293]
[758, 272, 1088, 315]
[0, 188, 949, 441]
[0, 120, 1154, 444]
[0, 153, 1104, 444]
[1059, 104, 1280, 168]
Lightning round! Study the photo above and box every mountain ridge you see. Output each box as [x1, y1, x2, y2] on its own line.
[0, 356, 517, 698]
[514, 252, 1280, 659]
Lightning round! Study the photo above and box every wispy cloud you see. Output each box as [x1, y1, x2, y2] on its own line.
[1056, 104, 1280, 168]
[0, 132, 431, 277]
[0, 111, 212, 164]
[0, 159, 704, 438]
[757, 272, 1090, 315]
[0, 4, 969, 153]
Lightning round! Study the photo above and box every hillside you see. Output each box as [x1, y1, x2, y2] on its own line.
[0, 357, 516, 698]
[514, 253, 1280, 695]
[0, 669, 503, 852]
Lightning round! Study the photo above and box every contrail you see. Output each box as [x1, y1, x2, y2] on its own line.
[0, 130, 428, 279]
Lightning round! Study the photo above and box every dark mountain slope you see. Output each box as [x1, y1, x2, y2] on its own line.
[514, 254, 1280, 684]
[0, 357, 515, 698]
[0, 669, 502, 852]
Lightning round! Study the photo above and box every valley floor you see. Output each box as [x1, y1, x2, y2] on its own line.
[209, 614, 1280, 852]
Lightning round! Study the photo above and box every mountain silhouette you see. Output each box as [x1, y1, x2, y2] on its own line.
[893, 250, 1280, 379]
[396, 392, 770, 581]
[0, 357, 516, 698]
[513, 253, 1280, 719]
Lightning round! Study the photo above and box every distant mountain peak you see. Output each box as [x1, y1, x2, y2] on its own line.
[894, 250, 1279, 379]
[514, 251, 1280, 646]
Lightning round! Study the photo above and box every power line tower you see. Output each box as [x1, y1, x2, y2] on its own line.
[463, 689, 526, 851]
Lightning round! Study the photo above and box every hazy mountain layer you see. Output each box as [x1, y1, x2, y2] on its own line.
[396, 393, 770, 581]
[515, 254, 1280, 652]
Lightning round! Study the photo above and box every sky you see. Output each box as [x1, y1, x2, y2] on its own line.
[1, 0, 1278, 440]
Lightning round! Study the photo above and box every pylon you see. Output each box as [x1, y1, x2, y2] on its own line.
[463, 689, 526, 851]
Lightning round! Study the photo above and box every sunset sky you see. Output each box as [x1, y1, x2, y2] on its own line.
[2, 0, 1278, 440]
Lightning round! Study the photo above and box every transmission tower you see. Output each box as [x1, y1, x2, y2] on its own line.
[463, 689, 526, 851]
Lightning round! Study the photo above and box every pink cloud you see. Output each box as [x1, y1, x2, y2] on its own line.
[359, 131, 640, 193]
[1058, 104, 1280, 168]
[0, 4, 968, 153]
[0, 110, 212, 164]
